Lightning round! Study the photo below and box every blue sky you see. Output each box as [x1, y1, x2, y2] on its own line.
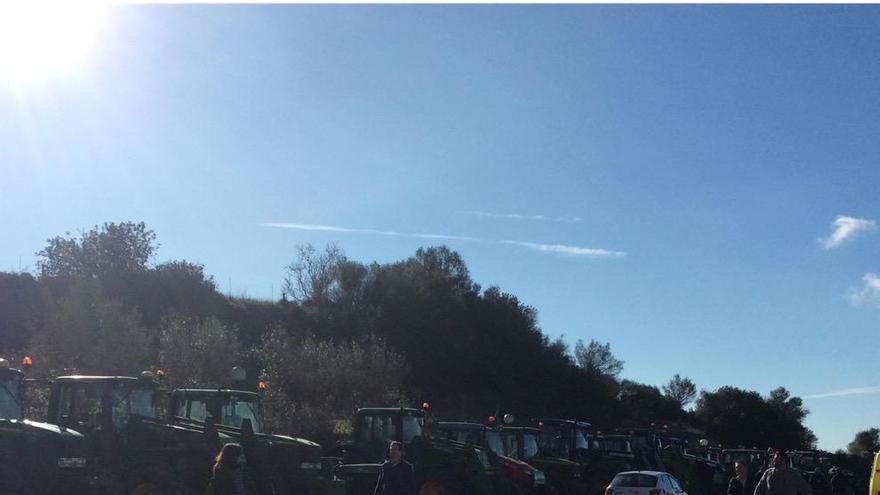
[1, 5, 879, 451]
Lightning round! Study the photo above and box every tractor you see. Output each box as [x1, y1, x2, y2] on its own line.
[331, 406, 495, 495]
[435, 420, 548, 495]
[47, 373, 226, 495]
[169, 386, 340, 494]
[0, 358, 104, 495]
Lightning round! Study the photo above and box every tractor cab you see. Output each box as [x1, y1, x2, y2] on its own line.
[170, 389, 263, 433]
[352, 407, 425, 446]
[334, 407, 496, 495]
[0, 363, 24, 420]
[48, 375, 159, 435]
[536, 419, 593, 462]
[437, 421, 547, 493]
[0, 359, 104, 495]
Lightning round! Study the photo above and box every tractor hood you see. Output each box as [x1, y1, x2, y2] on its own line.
[254, 432, 321, 449]
[0, 418, 85, 439]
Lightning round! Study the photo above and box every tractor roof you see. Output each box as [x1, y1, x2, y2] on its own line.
[53, 375, 152, 385]
[0, 367, 23, 379]
[537, 418, 592, 429]
[355, 407, 425, 415]
[437, 422, 486, 430]
[172, 389, 261, 399]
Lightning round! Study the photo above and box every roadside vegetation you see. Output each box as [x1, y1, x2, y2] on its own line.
[0, 221, 852, 454]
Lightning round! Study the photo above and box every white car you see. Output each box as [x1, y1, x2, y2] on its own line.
[605, 471, 688, 495]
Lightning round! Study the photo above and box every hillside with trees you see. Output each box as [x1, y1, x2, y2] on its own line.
[0, 222, 828, 451]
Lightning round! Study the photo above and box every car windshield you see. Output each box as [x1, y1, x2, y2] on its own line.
[356, 412, 424, 443]
[612, 473, 658, 488]
[0, 373, 22, 419]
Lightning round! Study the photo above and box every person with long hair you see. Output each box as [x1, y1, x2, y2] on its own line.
[205, 443, 246, 495]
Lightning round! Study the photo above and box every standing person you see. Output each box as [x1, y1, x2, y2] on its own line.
[754, 451, 812, 495]
[809, 465, 829, 495]
[829, 467, 850, 495]
[374, 441, 415, 495]
[728, 459, 758, 495]
[205, 443, 246, 495]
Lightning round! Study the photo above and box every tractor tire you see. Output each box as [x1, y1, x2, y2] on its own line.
[541, 484, 560, 495]
[416, 469, 466, 495]
[128, 470, 187, 495]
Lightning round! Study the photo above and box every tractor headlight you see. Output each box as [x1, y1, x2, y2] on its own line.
[57, 457, 87, 468]
[300, 462, 322, 470]
[533, 469, 546, 485]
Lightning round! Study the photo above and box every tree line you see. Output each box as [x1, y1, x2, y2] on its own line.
[0, 222, 836, 451]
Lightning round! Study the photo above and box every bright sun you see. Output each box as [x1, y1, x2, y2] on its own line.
[0, 2, 107, 85]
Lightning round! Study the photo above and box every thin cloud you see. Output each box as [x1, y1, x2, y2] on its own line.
[500, 240, 626, 258]
[819, 215, 876, 249]
[461, 210, 581, 223]
[260, 222, 402, 237]
[261, 222, 624, 259]
[260, 223, 472, 242]
[847, 272, 880, 308]
[803, 386, 880, 399]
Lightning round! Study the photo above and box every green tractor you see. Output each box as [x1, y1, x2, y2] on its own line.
[331, 407, 495, 495]
[47, 373, 225, 495]
[435, 420, 548, 495]
[169, 387, 341, 495]
[0, 358, 104, 495]
[532, 418, 621, 495]
[493, 424, 586, 495]
[623, 427, 720, 495]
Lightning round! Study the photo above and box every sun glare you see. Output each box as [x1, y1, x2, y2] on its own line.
[0, 2, 107, 86]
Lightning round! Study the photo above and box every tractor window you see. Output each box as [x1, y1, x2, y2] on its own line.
[111, 386, 156, 430]
[401, 415, 423, 442]
[522, 433, 540, 458]
[56, 383, 105, 433]
[177, 398, 209, 422]
[356, 414, 396, 442]
[450, 429, 481, 445]
[220, 396, 262, 433]
[485, 430, 504, 455]
[540, 425, 569, 458]
[0, 374, 22, 419]
[355, 413, 423, 443]
[507, 433, 519, 457]
[574, 427, 590, 450]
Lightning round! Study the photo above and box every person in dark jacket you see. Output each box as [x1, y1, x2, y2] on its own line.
[205, 443, 246, 495]
[728, 459, 758, 495]
[829, 467, 850, 495]
[374, 441, 415, 495]
[809, 466, 829, 495]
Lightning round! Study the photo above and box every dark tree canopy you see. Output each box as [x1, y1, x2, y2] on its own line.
[573, 339, 624, 378]
[847, 428, 879, 458]
[36, 222, 157, 279]
[617, 379, 685, 426]
[695, 386, 815, 450]
[663, 374, 697, 408]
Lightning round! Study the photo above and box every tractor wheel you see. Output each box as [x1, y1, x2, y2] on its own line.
[541, 484, 560, 495]
[128, 474, 186, 495]
[416, 469, 466, 495]
[129, 483, 163, 495]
